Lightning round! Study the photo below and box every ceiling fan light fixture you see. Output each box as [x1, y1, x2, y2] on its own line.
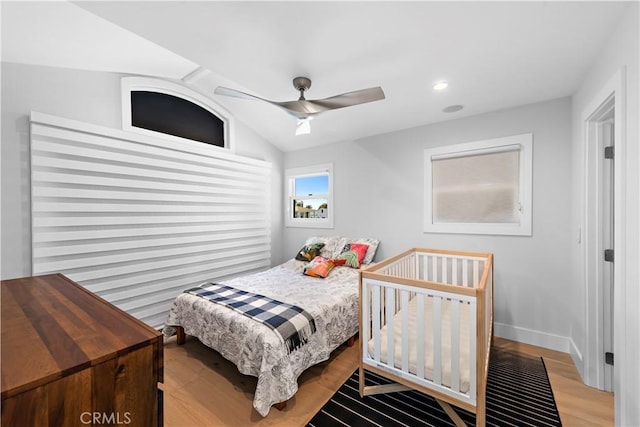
[295, 118, 312, 136]
[433, 80, 449, 91]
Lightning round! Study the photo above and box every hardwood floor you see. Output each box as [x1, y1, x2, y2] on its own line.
[163, 335, 614, 426]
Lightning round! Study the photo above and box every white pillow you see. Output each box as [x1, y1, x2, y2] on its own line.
[303, 236, 344, 260]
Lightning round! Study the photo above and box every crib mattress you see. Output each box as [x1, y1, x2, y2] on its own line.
[367, 296, 471, 393]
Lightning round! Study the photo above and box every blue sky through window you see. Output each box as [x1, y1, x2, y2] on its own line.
[294, 175, 328, 196]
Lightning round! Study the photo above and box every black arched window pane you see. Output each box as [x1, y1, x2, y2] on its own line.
[131, 91, 225, 147]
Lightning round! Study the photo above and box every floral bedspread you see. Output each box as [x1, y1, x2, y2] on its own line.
[164, 259, 360, 416]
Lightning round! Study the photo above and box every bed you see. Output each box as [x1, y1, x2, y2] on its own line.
[359, 248, 493, 427]
[164, 236, 379, 416]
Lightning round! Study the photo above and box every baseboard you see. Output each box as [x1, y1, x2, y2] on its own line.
[569, 338, 584, 380]
[494, 322, 570, 353]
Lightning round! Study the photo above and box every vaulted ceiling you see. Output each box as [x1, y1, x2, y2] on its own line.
[1, 1, 629, 151]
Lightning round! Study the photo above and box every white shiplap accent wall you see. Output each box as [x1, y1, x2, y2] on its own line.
[30, 112, 271, 329]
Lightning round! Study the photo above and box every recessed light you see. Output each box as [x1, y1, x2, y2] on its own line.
[433, 81, 449, 91]
[443, 104, 464, 113]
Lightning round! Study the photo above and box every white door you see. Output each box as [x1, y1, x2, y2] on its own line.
[602, 117, 614, 392]
[584, 92, 616, 392]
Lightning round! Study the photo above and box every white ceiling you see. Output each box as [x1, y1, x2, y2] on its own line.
[0, 1, 199, 79]
[1, 1, 629, 152]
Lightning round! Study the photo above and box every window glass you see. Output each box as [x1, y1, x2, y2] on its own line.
[131, 91, 225, 147]
[285, 164, 333, 228]
[121, 77, 234, 151]
[294, 175, 329, 196]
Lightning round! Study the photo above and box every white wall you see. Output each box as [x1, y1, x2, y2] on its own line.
[570, 3, 639, 425]
[0, 62, 284, 279]
[284, 96, 573, 352]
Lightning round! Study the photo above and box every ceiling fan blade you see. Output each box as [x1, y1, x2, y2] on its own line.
[308, 87, 385, 111]
[275, 87, 385, 119]
[274, 100, 329, 118]
[214, 86, 271, 102]
[215, 84, 385, 120]
[215, 86, 315, 118]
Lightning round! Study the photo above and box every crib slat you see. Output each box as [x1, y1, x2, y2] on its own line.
[416, 293, 425, 379]
[452, 258, 458, 286]
[372, 284, 381, 361]
[433, 296, 442, 386]
[462, 261, 469, 287]
[442, 257, 448, 284]
[473, 260, 480, 286]
[432, 256, 438, 282]
[469, 301, 478, 399]
[450, 300, 460, 393]
[361, 282, 369, 366]
[422, 255, 428, 282]
[386, 287, 395, 366]
[401, 290, 409, 372]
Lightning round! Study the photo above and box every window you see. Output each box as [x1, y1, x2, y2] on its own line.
[121, 77, 234, 151]
[130, 91, 225, 147]
[285, 164, 334, 228]
[424, 133, 532, 236]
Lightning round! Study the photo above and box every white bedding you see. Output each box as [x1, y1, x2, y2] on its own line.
[367, 296, 471, 393]
[164, 259, 360, 416]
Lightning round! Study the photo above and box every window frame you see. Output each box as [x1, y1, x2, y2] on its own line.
[121, 77, 235, 152]
[423, 133, 533, 236]
[285, 163, 334, 229]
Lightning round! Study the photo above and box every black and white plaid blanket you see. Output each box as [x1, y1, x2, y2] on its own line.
[185, 283, 317, 354]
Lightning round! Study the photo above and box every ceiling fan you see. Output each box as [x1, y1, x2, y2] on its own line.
[214, 77, 385, 135]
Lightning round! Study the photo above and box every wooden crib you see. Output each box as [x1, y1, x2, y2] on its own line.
[359, 248, 493, 427]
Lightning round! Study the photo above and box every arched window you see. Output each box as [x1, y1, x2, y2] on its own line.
[121, 77, 234, 150]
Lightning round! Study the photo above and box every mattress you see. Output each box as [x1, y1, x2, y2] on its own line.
[367, 295, 472, 393]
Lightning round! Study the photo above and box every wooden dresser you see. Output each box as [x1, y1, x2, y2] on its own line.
[1, 274, 163, 426]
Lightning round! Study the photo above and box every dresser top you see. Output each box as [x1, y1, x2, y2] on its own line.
[1, 274, 161, 399]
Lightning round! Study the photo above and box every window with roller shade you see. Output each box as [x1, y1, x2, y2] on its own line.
[424, 134, 532, 235]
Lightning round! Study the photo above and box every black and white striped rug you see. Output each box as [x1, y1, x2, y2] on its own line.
[307, 349, 562, 427]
